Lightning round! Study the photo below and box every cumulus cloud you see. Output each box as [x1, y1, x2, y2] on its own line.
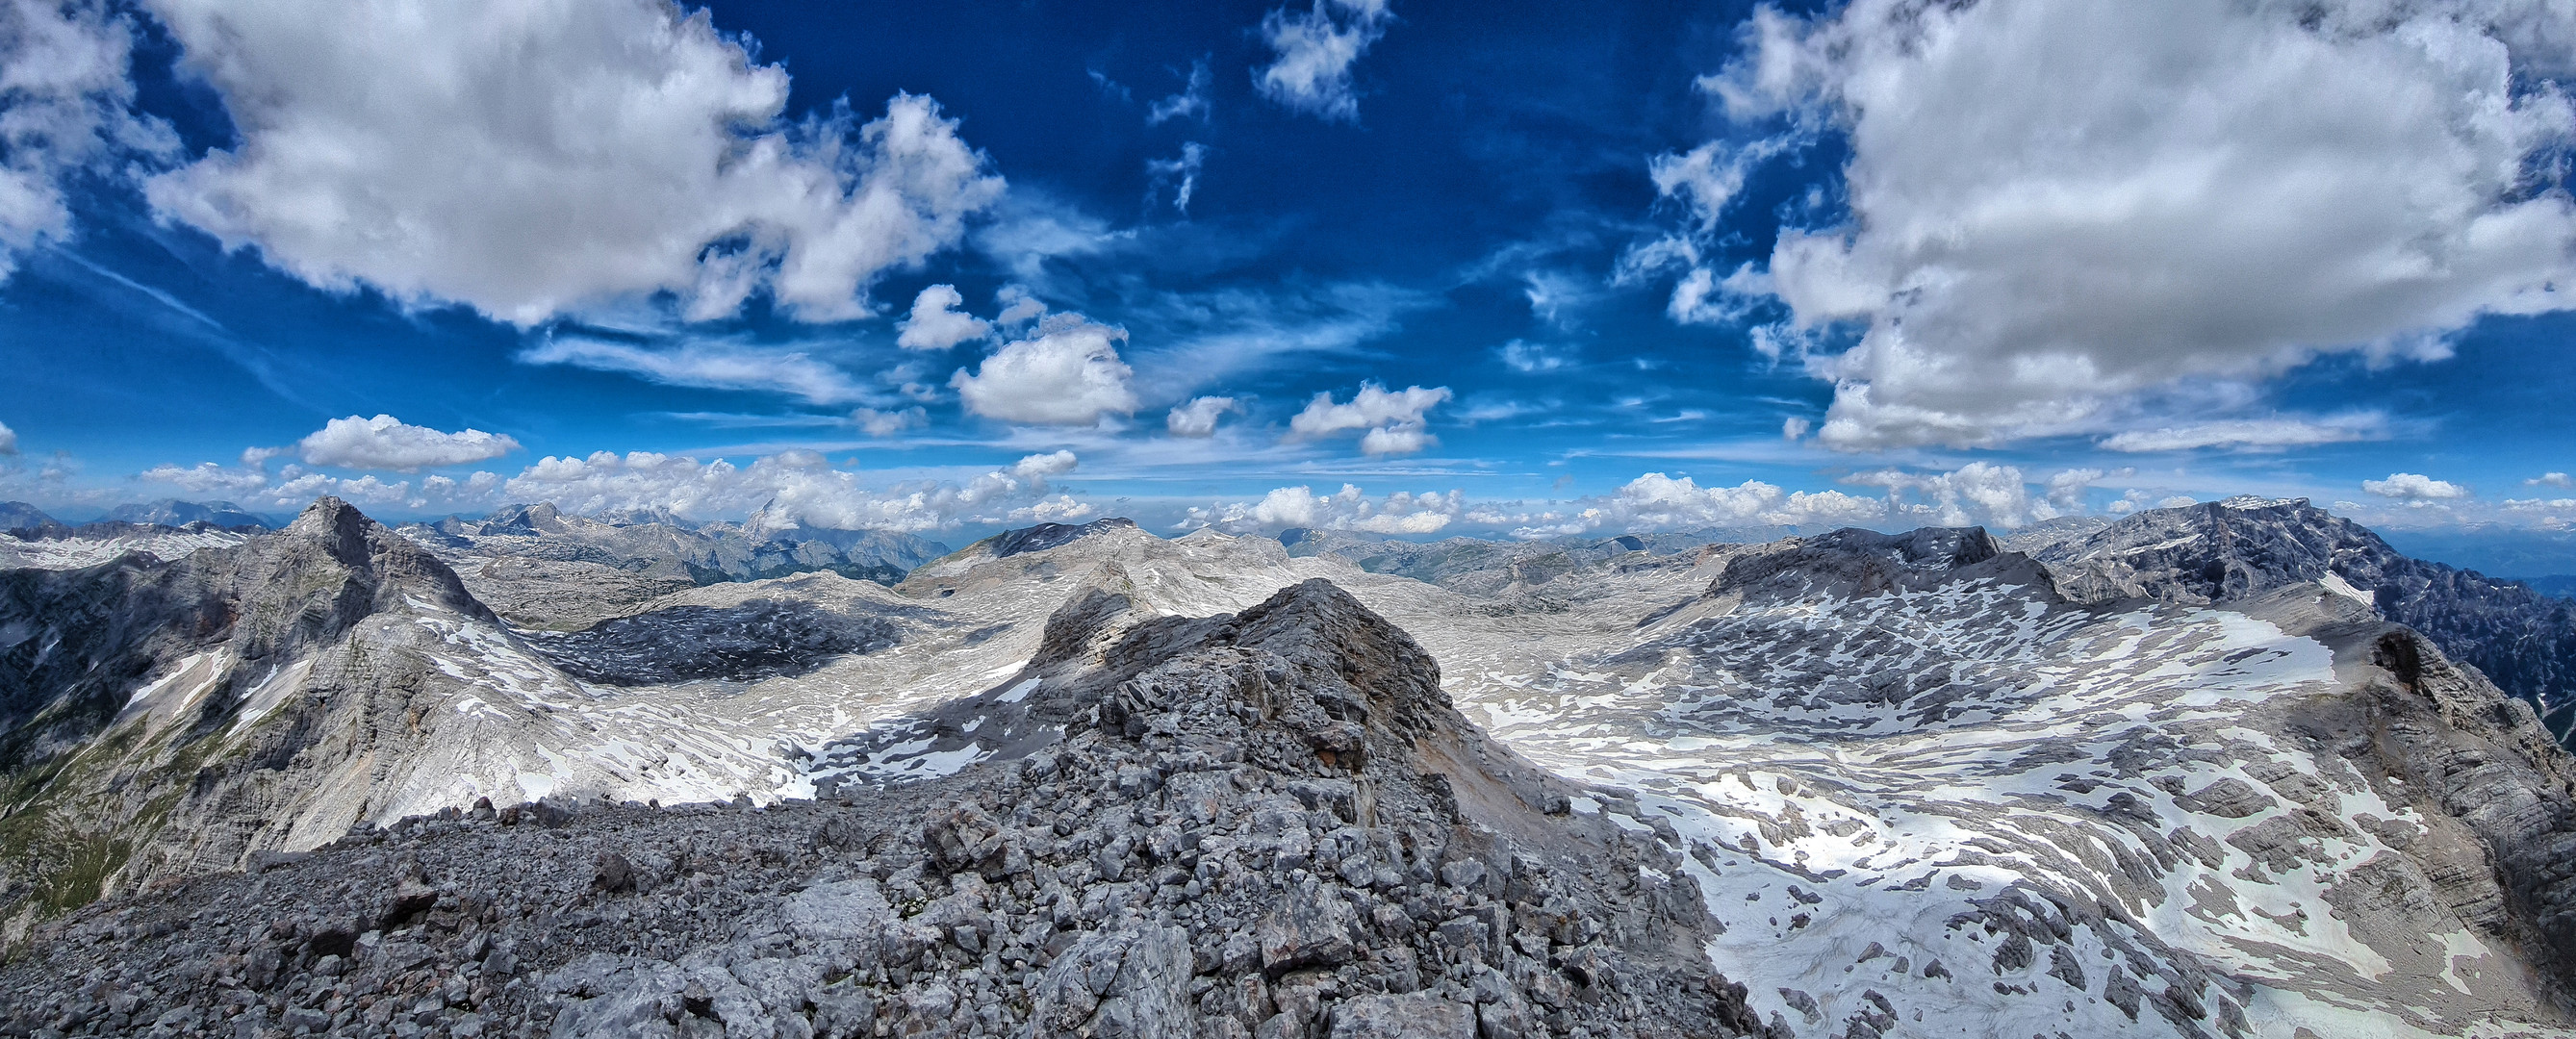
[501, 448, 1085, 531]
[140, 0, 1003, 325]
[1678, 0, 2576, 448]
[2530, 471, 2574, 489]
[1254, 0, 1392, 122]
[1502, 473, 1885, 538]
[1288, 382, 1448, 455]
[138, 461, 269, 494]
[2042, 468, 2109, 512]
[854, 406, 926, 437]
[0, 419, 15, 455]
[0, 0, 176, 280]
[521, 336, 871, 404]
[136, 445, 1085, 529]
[1848, 462, 2043, 528]
[1184, 483, 1463, 535]
[2099, 415, 2387, 452]
[1166, 395, 1238, 437]
[2363, 472, 2471, 500]
[950, 314, 1141, 425]
[274, 470, 411, 506]
[297, 415, 522, 471]
[896, 284, 990, 351]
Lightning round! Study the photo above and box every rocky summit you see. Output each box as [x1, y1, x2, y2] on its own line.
[0, 495, 2573, 1038]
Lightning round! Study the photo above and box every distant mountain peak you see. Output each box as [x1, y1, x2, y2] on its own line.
[984, 517, 1139, 558]
[101, 499, 274, 530]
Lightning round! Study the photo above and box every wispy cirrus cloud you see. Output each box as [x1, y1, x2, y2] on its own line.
[2098, 414, 2387, 453]
[522, 334, 875, 405]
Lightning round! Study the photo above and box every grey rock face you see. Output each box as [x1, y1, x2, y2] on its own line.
[1706, 525, 2054, 604]
[527, 598, 905, 685]
[0, 496, 505, 928]
[985, 518, 1142, 558]
[0, 577, 1766, 1039]
[2039, 496, 2576, 737]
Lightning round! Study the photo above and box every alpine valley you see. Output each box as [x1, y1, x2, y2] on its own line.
[1, 494, 2573, 1039]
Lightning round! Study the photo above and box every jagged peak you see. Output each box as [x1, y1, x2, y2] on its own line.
[984, 517, 1139, 558]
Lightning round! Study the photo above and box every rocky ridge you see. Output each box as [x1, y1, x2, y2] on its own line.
[5, 497, 2576, 1036]
[0, 579, 1761, 1039]
[2038, 496, 2576, 738]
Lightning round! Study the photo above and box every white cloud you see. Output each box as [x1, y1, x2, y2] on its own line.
[0, 419, 15, 455]
[950, 314, 1141, 425]
[1149, 59, 1211, 125]
[274, 471, 411, 506]
[138, 461, 269, 495]
[1254, 0, 1392, 122]
[0, 0, 176, 280]
[297, 415, 522, 471]
[1849, 462, 2040, 528]
[1506, 473, 1884, 538]
[1781, 416, 1810, 441]
[2099, 415, 2387, 452]
[1166, 395, 1238, 437]
[141, 0, 1002, 325]
[2530, 471, 2573, 489]
[499, 448, 1085, 532]
[994, 284, 1048, 327]
[895, 284, 991, 351]
[1184, 483, 1462, 535]
[521, 336, 870, 404]
[1288, 382, 1448, 455]
[1684, 0, 2576, 448]
[854, 406, 926, 437]
[2363, 471, 2471, 500]
[135, 445, 1085, 529]
[2042, 468, 2109, 512]
[1647, 137, 1794, 235]
[1496, 340, 1570, 373]
[1146, 142, 1206, 215]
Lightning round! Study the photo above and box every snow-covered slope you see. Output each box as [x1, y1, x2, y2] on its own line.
[6, 499, 2575, 1036]
[1420, 528, 2576, 1037]
[0, 521, 255, 569]
[2040, 496, 2576, 742]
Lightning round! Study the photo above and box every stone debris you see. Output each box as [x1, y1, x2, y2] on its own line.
[0, 579, 1765, 1039]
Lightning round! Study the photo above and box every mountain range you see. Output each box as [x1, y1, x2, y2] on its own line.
[0, 495, 2571, 1036]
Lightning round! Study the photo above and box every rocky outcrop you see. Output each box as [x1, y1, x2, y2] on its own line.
[0, 497, 511, 930]
[1702, 526, 2057, 606]
[2038, 496, 2576, 737]
[0, 577, 1764, 1039]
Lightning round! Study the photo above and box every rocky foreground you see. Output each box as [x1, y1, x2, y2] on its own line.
[0, 581, 1756, 1039]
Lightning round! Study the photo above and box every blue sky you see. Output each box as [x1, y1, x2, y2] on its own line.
[2, 0, 2573, 550]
